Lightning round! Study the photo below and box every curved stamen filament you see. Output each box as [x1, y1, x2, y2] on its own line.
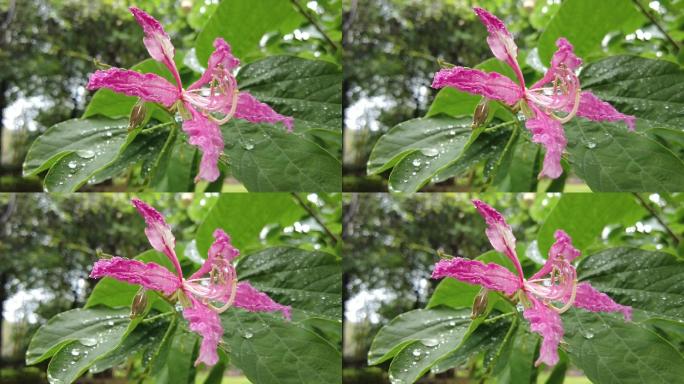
[548, 279, 578, 314]
[550, 88, 581, 123]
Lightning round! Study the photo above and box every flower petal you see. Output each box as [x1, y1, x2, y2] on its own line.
[86, 68, 180, 107]
[571, 282, 632, 321]
[90, 256, 180, 295]
[526, 104, 567, 179]
[234, 281, 292, 320]
[431, 67, 523, 105]
[129, 7, 181, 88]
[188, 38, 241, 91]
[530, 230, 580, 280]
[182, 105, 224, 182]
[431, 257, 521, 295]
[234, 92, 295, 132]
[575, 91, 636, 131]
[183, 297, 223, 366]
[473, 7, 525, 87]
[190, 229, 240, 280]
[472, 199, 525, 280]
[531, 38, 582, 90]
[131, 199, 183, 278]
[523, 297, 563, 367]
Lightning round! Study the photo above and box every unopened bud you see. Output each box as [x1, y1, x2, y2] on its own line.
[472, 98, 490, 129]
[128, 99, 147, 131]
[130, 288, 148, 318]
[471, 287, 489, 319]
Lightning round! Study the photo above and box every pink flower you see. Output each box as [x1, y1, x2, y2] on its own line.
[87, 7, 294, 183]
[432, 7, 635, 179]
[90, 199, 291, 367]
[432, 200, 631, 367]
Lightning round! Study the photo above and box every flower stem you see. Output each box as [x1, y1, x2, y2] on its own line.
[483, 312, 516, 324]
[291, 193, 341, 245]
[633, 193, 680, 245]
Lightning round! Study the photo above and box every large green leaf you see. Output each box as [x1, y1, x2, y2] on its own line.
[565, 119, 684, 192]
[26, 307, 133, 383]
[150, 326, 199, 383]
[537, 194, 644, 255]
[538, 0, 644, 64]
[237, 247, 341, 320]
[494, 324, 537, 384]
[580, 56, 684, 130]
[577, 248, 684, 322]
[221, 121, 341, 192]
[367, 307, 471, 366]
[236, 56, 342, 133]
[221, 311, 341, 384]
[195, 193, 304, 256]
[194, 0, 303, 64]
[563, 310, 684, 384]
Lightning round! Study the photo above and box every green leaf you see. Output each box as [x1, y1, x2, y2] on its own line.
[490, 131, 541, 192]
[89, 315, 172, 374]
[577, 248, 684, 322]
[203, 349, 229, 384]
[494, 324, 538, 384]
[195, 0, 303, 64]
[563, 310, 684, 384]
[222, 121, 341, 192]
[580, 56, 684, 129]
[538, 0, 644, 64]
[565, 119, 684, 192]
[537, 193, 644, 255]
[195, 193, 304, 256]
[237, 56, 342, 133]
[150, 325, 199, 383]
[26, 307, 133, 383]
[237, 247, 341, 320]
[367, 307, 471, 366]
[221, 311, 341, 384]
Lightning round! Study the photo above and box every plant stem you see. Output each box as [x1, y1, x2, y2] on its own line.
[141, 121, 175, 133]
[143, 311, 175, 323]
[291, 193, 340, 245]
[290, 0, 341, 53]
[633, 193, 680, 245]
[632, 0, 680, 52]
[484, 312, 516, 324]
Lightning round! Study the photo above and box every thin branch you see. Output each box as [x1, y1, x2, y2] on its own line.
[632, 0, 680, 51]
[290, 0, 340, 53]
[291, 193, 340, 245]
[633, 193, 680, 245]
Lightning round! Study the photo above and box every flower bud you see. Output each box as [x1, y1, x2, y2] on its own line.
[472, 98, 490, 128]
[130, 288, 148, 318]
[471, 287, 489, 319]
[128, 99, 147, 131]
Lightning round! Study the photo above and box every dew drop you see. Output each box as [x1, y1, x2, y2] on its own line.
[421, 148, 439, 157]
[80, 338, 97, 347]
[76, 149, 95, 159]
[70, 348, 80, 356]
[243, 331, 254, 339]
[516, 303, 525, 312]
[412, 349, 422, 357]
[585, 141, 597, 149]
[412, 159, 422, 167]
[67, 161, 78, 169]
[422, 338, 439, 347]
[583, 332, 594, 339]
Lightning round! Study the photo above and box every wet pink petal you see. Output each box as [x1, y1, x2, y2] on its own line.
[129, 7, 181, 89]
[90, 257, 181, 295]
[234, 92, 295, 132]
[234, 281, 292, 320]
[531, 38, 582, 90]
[131, 199, 183, 278]
[574, 91, 636, 131]
[531, 230, 580, 280]
[182, 105, 224, 182]
[183, 297, 224, 366]
[190, 229, 240, 280]
[472, 199, 525, 280]
[431, 257, 522, 295]
[523, 297, 563, 366]
[570, 282, 632, 321]
[188, 38, 241, 91]
[526, 104, 566, 179]
[473, 7, 525, 87]
[431, 67, 523, 105]
[86, 68, 180, 108]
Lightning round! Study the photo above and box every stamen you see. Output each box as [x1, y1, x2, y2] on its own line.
[549, 279, 578, 314]
[550, 88, 581, 123]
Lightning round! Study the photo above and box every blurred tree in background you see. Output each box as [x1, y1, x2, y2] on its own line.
[342, 0, 684, 191]
[342, 192, 684, 382]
